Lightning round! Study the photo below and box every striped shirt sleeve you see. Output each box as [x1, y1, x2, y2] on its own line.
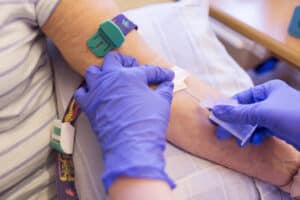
[0, 0, 60, 198]
[36, 0, 60, 27]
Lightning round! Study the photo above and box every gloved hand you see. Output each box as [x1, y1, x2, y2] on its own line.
[74, 52, 175, 191]
[212, 80, 300, 150]
[215, 125, 268, 146]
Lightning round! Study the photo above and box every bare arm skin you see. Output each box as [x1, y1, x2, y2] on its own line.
[43, 0, 300, 193]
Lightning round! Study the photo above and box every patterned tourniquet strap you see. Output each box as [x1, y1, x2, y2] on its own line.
[112, 14, 138, 35]
[55, 82, 84, 200]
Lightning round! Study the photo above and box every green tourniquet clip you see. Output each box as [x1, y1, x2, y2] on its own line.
[87, 21, 125, 57]
[50, 126, 62, 153]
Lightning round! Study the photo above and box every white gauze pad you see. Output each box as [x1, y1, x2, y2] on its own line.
[200, 97, 257, 146]
[171, 66, 189, 93]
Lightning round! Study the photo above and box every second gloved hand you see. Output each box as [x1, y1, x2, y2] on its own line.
[74, 52, 175, 191]
[212, 80, 300, 150]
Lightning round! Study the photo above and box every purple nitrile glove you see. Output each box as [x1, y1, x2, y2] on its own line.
[74, 52, 175, 192]
[215, 125, 268, 146]
[212, 80, 300, 150]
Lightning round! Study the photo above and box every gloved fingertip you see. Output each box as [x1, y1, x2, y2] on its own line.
[142, 65, 175, 84]
[105, 51, 140, 68]
[104, 51, 121, 60]
[164, 68, 175, 81]
[250, 129, 269, 145]
[102, 51, 124, 71]
[156, 81, 174, 103]
[74, 87, 88, 104]
[251, 134, 264, 145]
[123, 55, 140, 68]
[85, 66, 102, 89]
[85, 65, 101, 76]
[212, 105, 233, 118]
[216, 126, 232, 140]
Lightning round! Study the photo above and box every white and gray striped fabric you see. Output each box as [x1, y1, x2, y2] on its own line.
[0, 0, 59, 199]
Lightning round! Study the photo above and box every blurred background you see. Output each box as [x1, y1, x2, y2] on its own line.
[116, 0, 300, 90]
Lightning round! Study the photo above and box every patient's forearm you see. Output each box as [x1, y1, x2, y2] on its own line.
[43, 0, 300, 188]
[169, 76, 300, 186]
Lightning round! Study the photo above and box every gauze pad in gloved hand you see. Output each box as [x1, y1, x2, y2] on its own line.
[200, 97, 257, 146]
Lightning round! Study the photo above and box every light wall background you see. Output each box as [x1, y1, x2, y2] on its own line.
[116, 0, 173, 11]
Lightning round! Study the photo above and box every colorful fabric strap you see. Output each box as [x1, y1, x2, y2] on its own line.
[112, 14, 138, 35]
[55, 83, 83, 200]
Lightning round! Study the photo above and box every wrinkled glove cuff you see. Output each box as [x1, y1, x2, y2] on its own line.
[100, 141, 175, 192]
[102, 166, 175, 192]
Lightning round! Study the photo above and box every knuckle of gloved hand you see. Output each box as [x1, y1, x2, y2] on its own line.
[269, 79, 287, 90]
[216, 127, 232, 140]
[114, 68, 130, 80]
[270, 79, 285, 86]
[252, 87, 266, 102]
[169, 69, 175, 79]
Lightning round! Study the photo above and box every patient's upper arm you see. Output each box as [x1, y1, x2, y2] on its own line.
[42, 0, 170, 75]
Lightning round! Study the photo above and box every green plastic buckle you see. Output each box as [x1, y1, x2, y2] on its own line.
[87, 20, 125, 57]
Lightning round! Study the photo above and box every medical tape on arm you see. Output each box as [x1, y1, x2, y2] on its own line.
[171, 66, 201, 102]
[171, 66, 190, 93]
